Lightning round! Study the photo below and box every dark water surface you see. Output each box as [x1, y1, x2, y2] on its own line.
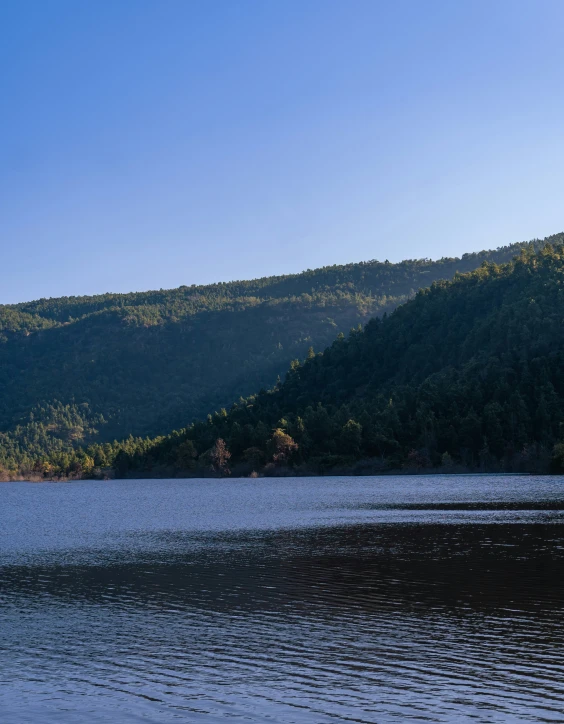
[1, 475, 564, 723]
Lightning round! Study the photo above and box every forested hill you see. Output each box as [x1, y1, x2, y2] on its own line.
[4, 236, 550, 332]
[0, 234, 562, 478]
[95, 240, 564, 478]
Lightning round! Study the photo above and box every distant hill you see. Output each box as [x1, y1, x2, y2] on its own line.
[1, 233, 562, 477]
[88, 237, 564, 478]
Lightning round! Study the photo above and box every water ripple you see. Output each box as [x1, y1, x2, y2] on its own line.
[1, 476, 564, 722]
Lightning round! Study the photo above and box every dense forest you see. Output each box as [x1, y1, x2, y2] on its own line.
[3, 235, 564, 479]
[1, 234, 556, 479]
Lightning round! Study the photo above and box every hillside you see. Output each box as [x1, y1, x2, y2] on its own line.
[0, 233, 562, 477]
[87, 240, 564, 479]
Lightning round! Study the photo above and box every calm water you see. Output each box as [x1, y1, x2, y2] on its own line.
[1, 475, 564, 723]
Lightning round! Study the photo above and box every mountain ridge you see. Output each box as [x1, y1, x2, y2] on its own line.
[1, 232, 563, 478]
[104, 238, 564, 478]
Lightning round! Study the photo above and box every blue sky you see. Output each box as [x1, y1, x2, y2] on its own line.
[2, 0, 563, 303]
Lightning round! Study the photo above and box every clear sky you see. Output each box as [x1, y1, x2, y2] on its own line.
[2, 0, 563, 303]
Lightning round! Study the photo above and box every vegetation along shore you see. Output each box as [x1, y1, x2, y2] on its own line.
[2, 235, 564, 480]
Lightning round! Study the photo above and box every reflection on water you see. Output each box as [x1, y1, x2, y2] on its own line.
[1, 476, 564, 723]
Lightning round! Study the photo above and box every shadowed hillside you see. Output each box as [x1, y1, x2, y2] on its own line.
[101, 239, 564, 478]
[1, 234, 556, 470]
[3, 234, 564, 478]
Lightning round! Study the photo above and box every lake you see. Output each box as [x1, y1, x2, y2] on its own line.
[1, 475, 563, 723]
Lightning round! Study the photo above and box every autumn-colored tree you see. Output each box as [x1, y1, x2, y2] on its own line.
[210, 438, 231, 475]
[269, 428, 298, 463]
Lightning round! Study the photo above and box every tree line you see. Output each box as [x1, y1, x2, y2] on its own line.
[3, 238, 564, 479]
[1, 234, 556, 461]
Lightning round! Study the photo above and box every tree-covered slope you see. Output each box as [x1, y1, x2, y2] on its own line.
[105, 240, 564, 477]
[0, 234, 561, 477]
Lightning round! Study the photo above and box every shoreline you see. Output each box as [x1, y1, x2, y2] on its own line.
[1, 469, 542, 483]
